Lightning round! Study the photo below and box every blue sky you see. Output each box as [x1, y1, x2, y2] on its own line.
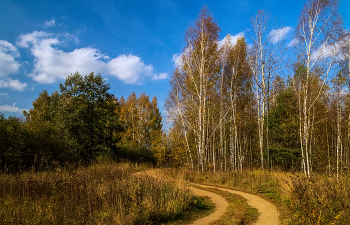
[0, 0, 349, 121]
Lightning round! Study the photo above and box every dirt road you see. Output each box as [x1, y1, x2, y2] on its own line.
[187, 186, 228, 225]
[137, 170, 280, 225]
[192, 183, 280, 225]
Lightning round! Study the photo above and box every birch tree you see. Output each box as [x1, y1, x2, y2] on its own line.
[293, 0, 343, 176]
[167, 7, 220, 171]
[250, 10, 283, 170]
[218, 35, 232, 171]
[227, 37, 252, 171]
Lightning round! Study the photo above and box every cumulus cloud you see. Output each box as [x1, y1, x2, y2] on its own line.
[269, 27, 292, 44]
[0, 40, 21, 77]
[17, 31, 162, 84]
[0, 103, 26, 113]
[107, 54, 154, 84]
[17, 31, 50, 48]
[0, 78, 28, 91]
[152, 73, 167, 80]
[44, 19, 56, 28]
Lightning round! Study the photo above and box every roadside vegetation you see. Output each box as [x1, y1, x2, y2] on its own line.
[158, 168, 350, 224]
[196, 186, 259, 225]
[0, 162, 208, 224]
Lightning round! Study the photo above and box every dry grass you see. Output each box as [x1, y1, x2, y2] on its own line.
[158, 168, 350, 225]
[0, 162, 196, 224]
[201, 187, 259, 225]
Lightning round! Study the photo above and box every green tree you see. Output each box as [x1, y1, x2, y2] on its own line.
[23, 90, 60, 122]
[59, 72, 118, 160]
[269, 89, 299, 149]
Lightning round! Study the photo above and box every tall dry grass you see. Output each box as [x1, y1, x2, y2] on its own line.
[0, 163, 194, 224]
[158, 168, 350, 224]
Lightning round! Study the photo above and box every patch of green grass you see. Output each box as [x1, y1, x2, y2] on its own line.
[206, 187, 258, 225]
[164, 196, 215, 225]
[185, 184, 259, 225]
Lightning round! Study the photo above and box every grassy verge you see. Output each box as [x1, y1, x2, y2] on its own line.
[0, 162, 200, 225]
[165, 195, 215, 225]
[188, 185, 259, 225]
[157, 168, 350, 224]
[207, 187, 259, 225]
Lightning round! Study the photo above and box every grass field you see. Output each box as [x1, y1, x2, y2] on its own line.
[2, 161, 347, 224]
[0, 162, 206, 224]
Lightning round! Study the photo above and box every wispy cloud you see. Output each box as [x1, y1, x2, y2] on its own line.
[152, 73, 167, 80]
[0, 103, 26, 113]
[269, 27, 292, 44]
[288, 38, 298, 47]
[17, 31, 164, 84]
[17, 31, 50, 48]
[311, 42, 340, 61]
[0, 93, 8, 97]
[44, 19, 56, 28]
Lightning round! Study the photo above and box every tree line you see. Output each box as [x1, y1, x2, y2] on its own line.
[164, 0, 350, 178]
[1, 0, 349, 178]
[0, 72, 162, 171]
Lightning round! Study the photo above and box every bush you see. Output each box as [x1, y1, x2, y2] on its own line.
[112, 143, 157, 165]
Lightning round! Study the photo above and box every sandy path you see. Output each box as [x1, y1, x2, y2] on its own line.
[192, 183, 280, 225]
[187, 186, 228, 225]
[137, 170, 280, 225]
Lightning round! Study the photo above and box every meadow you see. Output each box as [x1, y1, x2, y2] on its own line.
[0, 162, 198, 224]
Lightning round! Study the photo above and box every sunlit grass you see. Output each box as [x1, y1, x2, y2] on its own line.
[0, 162, 197, 224]
[158, 168, 350, 224]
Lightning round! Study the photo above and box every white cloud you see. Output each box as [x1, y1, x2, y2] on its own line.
[0, 40, 21, 77]
[152, 73, 167, 80]
[17, 31, 161, 84]
[172, 31, 245, 68]
[311, 42, 340, 61]
[172, 53, 183, 67]
[17, 31, 50, 48]
[0, 103, 26, 113]
[172, 45, 194, 68]
[0, 78, 28, 91]
[217, 32, 245, 49]
[107, 54, 153, 84]
[44, 19, 56, 28]
[288, 38, 298, 47]
[269, 27, 292, 44]
[0, 93, 8, 97]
